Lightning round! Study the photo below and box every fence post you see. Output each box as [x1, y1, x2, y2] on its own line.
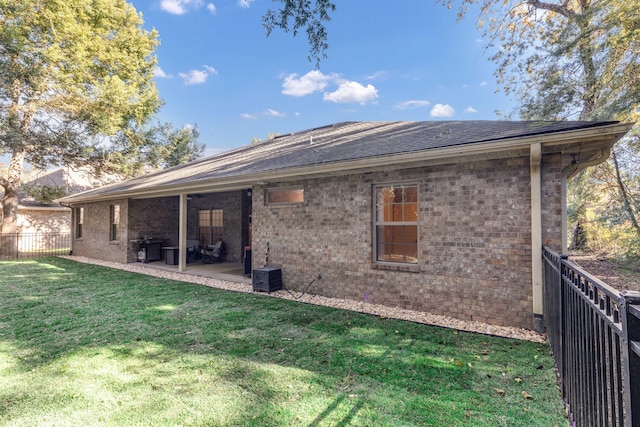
[620, 290, 640, 427]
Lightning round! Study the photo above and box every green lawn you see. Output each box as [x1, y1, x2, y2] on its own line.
[0, 258, 568, 426]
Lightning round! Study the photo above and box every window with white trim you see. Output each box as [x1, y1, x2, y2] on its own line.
[109, 205, 120, 241]
[374, 183, 418, 264]
[266, 187, 304, 205]
[75, 207, 84, 239]
[199, 208, 223, 246]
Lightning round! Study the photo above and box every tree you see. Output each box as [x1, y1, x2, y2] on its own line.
[450, 0, 640, 254]
[0, 0, 160, 233]
[108, 122, 205, 178]
[251, 132, 281, 145]
[263, 0, 336, 67]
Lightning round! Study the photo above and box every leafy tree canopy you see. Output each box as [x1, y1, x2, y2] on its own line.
[0, 0, 161, 168]
[263, 0, 336, 67]
[108, 122, 205, 178]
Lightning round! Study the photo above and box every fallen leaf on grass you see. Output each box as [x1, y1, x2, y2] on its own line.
[495, 388, 506, 395]
[522, 391, 533, 399]
[514, 377, 522, 383]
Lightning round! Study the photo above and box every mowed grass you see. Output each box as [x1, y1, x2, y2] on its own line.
[0, 258, 568, 426]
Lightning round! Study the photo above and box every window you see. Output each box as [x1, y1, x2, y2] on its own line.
[374, 184, 418, 264]
[266, 187, 304, 205]
[109, 204, 120, 241]
[75, 207, 84, 239]
[199, 208, 223, 246]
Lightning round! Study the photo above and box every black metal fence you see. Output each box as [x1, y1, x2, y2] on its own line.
[0, 232, 71, 259]
[543, 246, 640, 426]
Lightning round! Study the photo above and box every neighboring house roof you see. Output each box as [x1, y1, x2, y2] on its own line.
[58, 120, 633, 204]
[6, 167, 99, 209]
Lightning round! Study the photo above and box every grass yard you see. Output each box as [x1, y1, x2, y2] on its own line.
[0, 258, 568, 426]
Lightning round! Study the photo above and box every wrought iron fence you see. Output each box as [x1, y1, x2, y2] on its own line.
[543, 246, 640, 427]
[0, 232, 71, 259]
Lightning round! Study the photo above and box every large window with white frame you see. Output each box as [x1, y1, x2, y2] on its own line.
[374, 183, 418, 264]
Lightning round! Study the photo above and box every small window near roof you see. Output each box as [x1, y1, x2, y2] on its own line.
[266, 187, 304, 205]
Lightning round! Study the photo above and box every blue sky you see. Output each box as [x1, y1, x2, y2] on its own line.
[130, 0, 514, 156]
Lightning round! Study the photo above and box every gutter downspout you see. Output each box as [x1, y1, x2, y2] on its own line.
[530, 143, 544, 333]
[561, 149, 609, 253]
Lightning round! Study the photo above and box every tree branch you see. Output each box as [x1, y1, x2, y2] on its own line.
[526, 0, 574, 18]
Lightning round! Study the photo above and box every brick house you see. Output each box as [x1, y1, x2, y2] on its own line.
[2, 167, 97, 234]
[57, 121, 632, 331]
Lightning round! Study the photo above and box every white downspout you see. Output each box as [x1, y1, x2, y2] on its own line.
[530, 143, 544, 332]
[178, 193, 187, 272]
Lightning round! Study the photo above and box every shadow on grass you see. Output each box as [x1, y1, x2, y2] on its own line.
[0, 258, 566, 426]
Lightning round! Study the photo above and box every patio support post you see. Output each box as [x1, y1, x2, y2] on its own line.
[530, 142, 544, 332]
[178, 193, 187, 272]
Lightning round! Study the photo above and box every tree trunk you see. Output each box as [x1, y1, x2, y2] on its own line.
[1, 149, 25, 234]
[612, 149, 640, 239]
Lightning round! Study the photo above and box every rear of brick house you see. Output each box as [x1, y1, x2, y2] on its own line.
[58, 121, 633, 331]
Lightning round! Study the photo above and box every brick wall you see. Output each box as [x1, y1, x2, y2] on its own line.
[128, 197, 180, 262]
[73, 191, 247, 264]
[187, 191, 245, 263]
[252, 155, 563, 330]
[541, 153, 563, 251]
[72, 199, 129, 263]
[69, 155, 564, 330]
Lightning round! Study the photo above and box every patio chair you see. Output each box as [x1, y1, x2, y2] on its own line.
[201, 239, 225, 264]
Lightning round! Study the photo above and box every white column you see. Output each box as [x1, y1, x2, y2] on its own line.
[178, 193, 187, 272]
[530, 143, 543, 318]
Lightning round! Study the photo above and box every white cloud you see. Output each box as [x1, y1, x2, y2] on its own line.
[204, 65, 218, 75]
[179, 67, 216, 85]
[206, 3, 216, 13]
[282, 70, 337, 96]
[241, 109, 285, 119]
[238, 0, 254, 8]
[160, 0, 203, 14]
[365, 71, 389, 81]
[323, 81, 378, 104]
[480, 81, 488, 87]
[465, 106, 478, 113]
[394, 100, 430, 110]
[154, 66, 171, 78]
[265, 109, 285, 117]
[430, 104, 455, 117]
[282, 70, 378, 104]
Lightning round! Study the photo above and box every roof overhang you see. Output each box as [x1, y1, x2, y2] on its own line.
[58, 122, 633, 204]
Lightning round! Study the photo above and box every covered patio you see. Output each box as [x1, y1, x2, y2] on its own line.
[135, 260, 252, 286]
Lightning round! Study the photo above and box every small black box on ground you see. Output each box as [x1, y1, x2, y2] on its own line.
[252, 267, 282, 293]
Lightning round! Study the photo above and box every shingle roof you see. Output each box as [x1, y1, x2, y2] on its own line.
[59, 120, 625, 203]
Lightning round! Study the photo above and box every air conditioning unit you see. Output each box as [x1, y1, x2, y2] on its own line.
[252, 267, 282, 293]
